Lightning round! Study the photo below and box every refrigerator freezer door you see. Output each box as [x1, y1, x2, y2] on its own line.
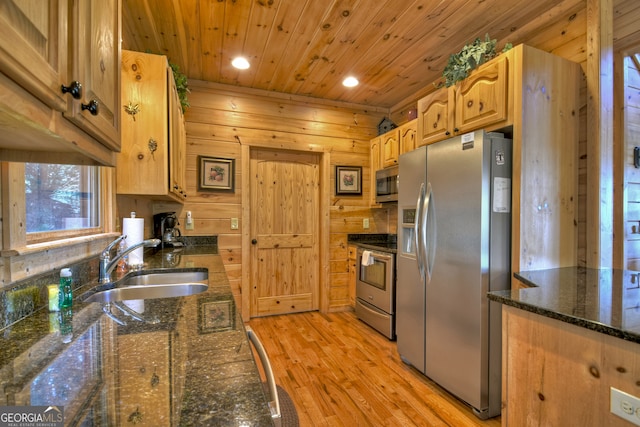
[424, 130, 510, 417]
[396, 146, 427, 373]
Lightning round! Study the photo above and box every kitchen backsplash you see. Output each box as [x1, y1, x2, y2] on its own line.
[0, 236, 218, 331]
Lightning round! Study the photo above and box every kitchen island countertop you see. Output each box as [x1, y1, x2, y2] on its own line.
[488, 267, 640, 344]
[0, 242, 274, 426]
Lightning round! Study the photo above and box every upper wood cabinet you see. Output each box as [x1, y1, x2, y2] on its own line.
[399, 120, 417, 154]
[415, 44, 581, 275]
[0, 0, 121, 166]
[117, 50, 187, 203]
[381, 129, 399, 168]
[418, 54, 510, 146]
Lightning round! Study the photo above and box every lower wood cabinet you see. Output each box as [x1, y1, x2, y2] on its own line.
[348, 245, 357, 307]
[502, 306, 640, 426]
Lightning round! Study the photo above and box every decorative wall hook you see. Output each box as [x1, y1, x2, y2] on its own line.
[124, 102, 140, 120]
[148, 138, 157, 158]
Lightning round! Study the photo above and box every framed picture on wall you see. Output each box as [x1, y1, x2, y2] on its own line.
[198, 156, 235, 192]
[335, 166, 362, 195]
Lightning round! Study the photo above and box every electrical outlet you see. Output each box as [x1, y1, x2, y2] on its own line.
[611, 387, 640, 425]
[231, 218, 239, 230]
[185, 211, 194, 230]
[363, 218, 370, 229]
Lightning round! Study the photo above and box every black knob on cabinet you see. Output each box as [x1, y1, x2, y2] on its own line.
[445, 131, 450, 136]
[61, 81, 82, 99]
[81, 99, 99, 116]
[251, 239, 258, 245]
[453, 127, 459, 133]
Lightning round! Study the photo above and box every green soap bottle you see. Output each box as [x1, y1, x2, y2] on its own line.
[59, 268, 73, 309]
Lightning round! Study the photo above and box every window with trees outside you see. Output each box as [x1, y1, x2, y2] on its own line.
[25, 163, 100, 241]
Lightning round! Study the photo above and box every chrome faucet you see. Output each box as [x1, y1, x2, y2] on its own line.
[99, 236, 161, 284]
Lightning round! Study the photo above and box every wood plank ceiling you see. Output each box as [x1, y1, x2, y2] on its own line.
[122, 0, 586, 108]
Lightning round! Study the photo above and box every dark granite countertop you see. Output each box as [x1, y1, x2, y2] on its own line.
[488, 267, 640, 344]
[0, 241, 274, 426]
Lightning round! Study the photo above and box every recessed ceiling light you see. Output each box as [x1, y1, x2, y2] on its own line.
[342, 76, 359, 87]
[232, 57, 250, 70]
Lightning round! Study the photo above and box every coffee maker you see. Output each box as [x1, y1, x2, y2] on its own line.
[153, 212, 182, 247]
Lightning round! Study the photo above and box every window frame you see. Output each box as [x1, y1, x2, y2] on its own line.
[25, 163, 102, 244]
[2, 162, 115, 253]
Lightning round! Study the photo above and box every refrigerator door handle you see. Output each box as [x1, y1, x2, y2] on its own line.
[415, 183, 426, 281]
[424, 183, 435, 280]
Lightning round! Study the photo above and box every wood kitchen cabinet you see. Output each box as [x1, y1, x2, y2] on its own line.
[348, 245, 357, 307]
[398, 120, 417, 154]
[0, 0, 121, 166]
[117, 50, 187, 203]
[369, 136, 382, 207]
[381, 129, 399, 168]
[417, 53, 509, 146]
[416, 44, 581, 274]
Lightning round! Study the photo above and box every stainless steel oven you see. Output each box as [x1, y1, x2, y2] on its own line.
[355, 247, 396, 339]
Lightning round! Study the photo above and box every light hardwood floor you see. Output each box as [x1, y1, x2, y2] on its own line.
[248, 311, 502, 427]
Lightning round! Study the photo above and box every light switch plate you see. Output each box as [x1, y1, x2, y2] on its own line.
[363, 218, 370, 229]
[231, 218, 239, 230]
[611, 387, 640, 425]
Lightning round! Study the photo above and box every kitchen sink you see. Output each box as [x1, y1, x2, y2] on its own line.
[119, 270, 208, 286]
[83, 282, 208, 303]
[82, 269, 209, 303]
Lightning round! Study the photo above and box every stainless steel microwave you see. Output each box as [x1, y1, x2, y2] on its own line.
[375, 166, 398, 203]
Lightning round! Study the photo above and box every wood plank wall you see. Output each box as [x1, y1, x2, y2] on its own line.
[622, 55, 640, 269]
[177, 82, 391, 313]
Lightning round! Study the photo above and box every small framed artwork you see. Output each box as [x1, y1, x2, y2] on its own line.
[335, 166, 362, 195]
[198, 297, 236, 334]
[198, 156, 235, 192]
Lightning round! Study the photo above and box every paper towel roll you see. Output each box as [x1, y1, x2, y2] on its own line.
[122, 217, 144, 266]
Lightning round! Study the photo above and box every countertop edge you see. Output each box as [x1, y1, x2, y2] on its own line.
[488, 287, 640, 345]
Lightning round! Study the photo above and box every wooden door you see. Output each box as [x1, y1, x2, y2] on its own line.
[0, 0, 67, 111]
[417, 88, 452, 146]
[381, 129, 399, 167]
[67, 0, 121, 151]
[250, 149, 320, 317]
[454, 54, 509, 134]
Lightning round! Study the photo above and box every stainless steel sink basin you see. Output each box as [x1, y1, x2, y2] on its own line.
[120, 270, 208, 286]
[84, 283, 208, 303]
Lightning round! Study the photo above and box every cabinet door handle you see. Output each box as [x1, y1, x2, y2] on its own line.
[61, 81, 82, 99]
[81, 99, 99, 116]
[445, 131, 450, 136]
[251, 239, 258, 245]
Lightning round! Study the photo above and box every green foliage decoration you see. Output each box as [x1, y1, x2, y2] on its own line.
[438, 34, 512, 88]
[169, 62, 190, 113]
[145, 50, 190, 112]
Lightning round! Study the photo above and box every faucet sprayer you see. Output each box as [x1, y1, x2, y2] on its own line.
[99, 237, 161, 284]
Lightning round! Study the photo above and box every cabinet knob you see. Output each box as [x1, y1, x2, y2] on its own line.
[445, 131, 450, 136]
[453, 127, 459, 133]
[81, 99, 99, 116]
[251, 239, 258, 245]
[61, 81, 82, 99]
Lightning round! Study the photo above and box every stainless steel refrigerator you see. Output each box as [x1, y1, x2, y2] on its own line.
[396, 130, 512, 419]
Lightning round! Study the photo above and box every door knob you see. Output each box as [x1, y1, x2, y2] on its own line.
[81, 99, 99, 116]
[251, 239, 257, 245]
[61, 81, 82, 99]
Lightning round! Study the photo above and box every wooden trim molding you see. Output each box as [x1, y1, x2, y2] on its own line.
[586, 0, 615, 268]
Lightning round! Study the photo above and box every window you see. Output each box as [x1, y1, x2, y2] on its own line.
[25, 163, 100, 239]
